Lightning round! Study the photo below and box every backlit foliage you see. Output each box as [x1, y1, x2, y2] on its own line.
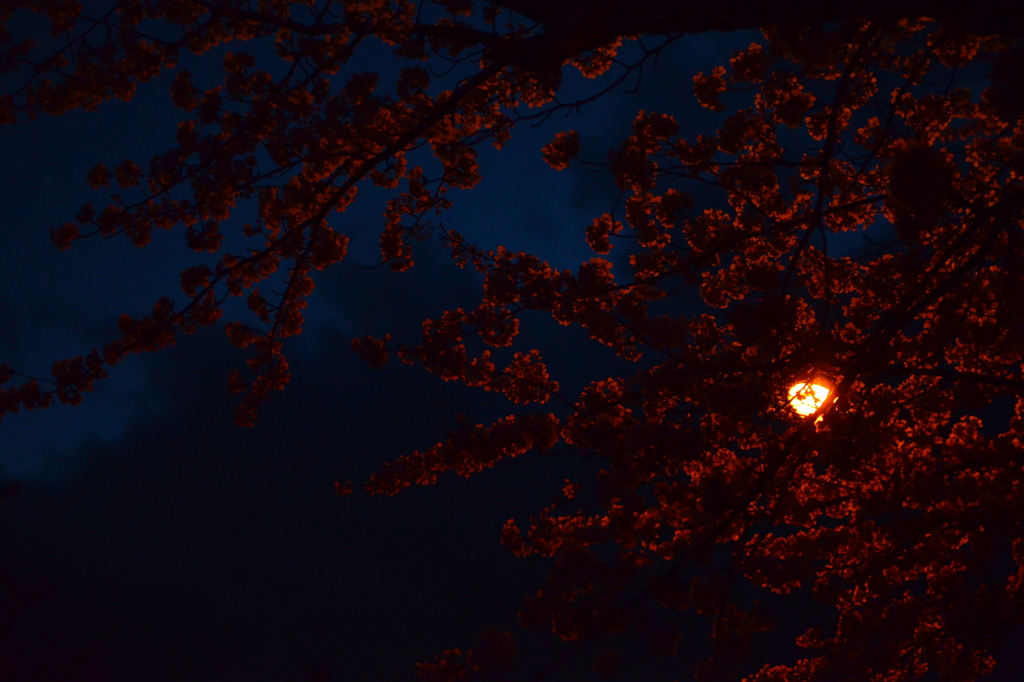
[2, 2, 1024, 680]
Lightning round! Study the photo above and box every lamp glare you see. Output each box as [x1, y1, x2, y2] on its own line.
[788, 382, 831, 417]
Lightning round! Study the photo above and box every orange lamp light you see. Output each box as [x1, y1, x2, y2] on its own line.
[787, 380, 832, 418]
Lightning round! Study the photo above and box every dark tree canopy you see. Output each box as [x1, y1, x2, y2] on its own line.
[492, 0, 1024, 54]
[2, 1, 1024, 680]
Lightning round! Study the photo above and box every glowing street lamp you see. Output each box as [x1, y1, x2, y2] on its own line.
[787, 379, 833, 419]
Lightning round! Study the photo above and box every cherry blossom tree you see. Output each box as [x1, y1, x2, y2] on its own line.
[2, 2, 1024, 679]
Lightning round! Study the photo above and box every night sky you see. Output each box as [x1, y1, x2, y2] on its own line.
[1, 19, 1022, 682]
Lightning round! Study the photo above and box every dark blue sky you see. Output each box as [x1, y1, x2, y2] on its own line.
[0, 24, 765, 680]
[1, 18, 1021, 682]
